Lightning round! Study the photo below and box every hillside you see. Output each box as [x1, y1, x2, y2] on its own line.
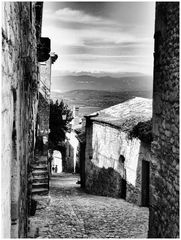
[51, 89, 152, 117]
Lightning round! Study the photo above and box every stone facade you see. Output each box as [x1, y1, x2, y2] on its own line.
[148, 2, 179, 238]
[1, 2, 45, 237]
[36, 53, 58, 152]
[31, 54, 58, 203]
[37, 93, 50, 139]
[84, 98, 152, 205]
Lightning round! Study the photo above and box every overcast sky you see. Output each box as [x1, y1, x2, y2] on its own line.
[42, 2, 155, 76]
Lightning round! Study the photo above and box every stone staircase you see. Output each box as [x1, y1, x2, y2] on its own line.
[31, 155, 49, 196]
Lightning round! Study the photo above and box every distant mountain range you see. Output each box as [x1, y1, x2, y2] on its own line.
[51, 74, 153, 93]
[52, 70, 149, 78]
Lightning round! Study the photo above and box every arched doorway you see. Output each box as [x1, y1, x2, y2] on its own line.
[52, 150, 62, 173]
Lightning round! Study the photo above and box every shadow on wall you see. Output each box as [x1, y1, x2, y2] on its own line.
[84, 142, 150, 206]
[85, 160, 126, 199]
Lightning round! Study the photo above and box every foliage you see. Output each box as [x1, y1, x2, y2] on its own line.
[49, 99, 73, 148]
[128, 120, 153, 143]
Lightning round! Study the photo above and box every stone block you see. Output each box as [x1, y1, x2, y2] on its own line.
[165, 130, 171, 137]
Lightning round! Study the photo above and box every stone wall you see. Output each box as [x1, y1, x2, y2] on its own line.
[38, 93, 50, 134]
[84, 120, 152, 204]
[34, 53, 57, 172]
[126, 142, 152, 206]
[148, 2, 179, 238]
[36, 55, 55, 154]
[39, 57, 51, 100]
[1, 2, 42, 238]
[65, 141, 74, 173]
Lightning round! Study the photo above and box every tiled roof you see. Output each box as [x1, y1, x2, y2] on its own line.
[85, 97, 152, 132]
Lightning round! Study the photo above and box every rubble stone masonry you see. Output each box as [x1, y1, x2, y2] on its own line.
[148, 2, 179, 238]
[1, 2, 42, 238]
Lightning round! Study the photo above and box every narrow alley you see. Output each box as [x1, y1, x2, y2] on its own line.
[2, 2, 179, 238]
[29, 173, 149, 238]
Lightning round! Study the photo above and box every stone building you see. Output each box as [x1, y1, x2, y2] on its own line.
[83, 97, 152, 205]
[31, 52, 58, 197]
[1, 2, 50, 238]
[148, 2, 179, 238]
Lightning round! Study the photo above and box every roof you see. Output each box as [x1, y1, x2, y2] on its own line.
[85, 97, 152, 132]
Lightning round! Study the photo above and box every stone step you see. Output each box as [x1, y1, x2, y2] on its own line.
[31, 164, 47, 170]
[32, 178, 48, 184]
[34, 155, 48, 160]
[32, 174, 48, 179]
[32, 170, 48, 176]
[31, 160, 48, 165]
[32, 188, 49, 195]
[32, 182, 49, 189]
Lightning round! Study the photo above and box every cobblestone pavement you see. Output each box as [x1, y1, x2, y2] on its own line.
[29, 173, 149, 238]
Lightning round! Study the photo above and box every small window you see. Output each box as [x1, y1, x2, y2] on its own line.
[119, 155, 125, 164]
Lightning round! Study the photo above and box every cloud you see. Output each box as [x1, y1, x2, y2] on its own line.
[43, 6, 153, 50]
[42, 5, 154, 76]
[45, 7, 118, 27]
[43, 24, 152, 50]
[59, 43, 153, 58]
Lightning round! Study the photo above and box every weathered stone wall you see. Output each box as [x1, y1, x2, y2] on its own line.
[84, 121, 151, 204]
[35, 56, 52, 155]
[126, 142, 152, 205]
[37, 93, 50, 138]
[65, 141, 74, 173]
[34, 53, 57, 175]
[149, 2, 179, 238]
[79, 143, 86, 187]
[1, 2, 42, 238]
[39, 59, 51, 100]
[35, 92, 50, 159]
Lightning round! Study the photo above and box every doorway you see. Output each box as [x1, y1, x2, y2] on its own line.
[141, 160, 150, 207]
[52, 150, 62, 173]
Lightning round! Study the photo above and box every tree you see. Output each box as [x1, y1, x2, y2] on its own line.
[49, 99, 73, 148]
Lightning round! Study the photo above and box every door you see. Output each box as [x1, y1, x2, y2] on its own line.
[80, 143, 86, 188]
[120, 178, 126, 199]
[141, 160, 150, 207]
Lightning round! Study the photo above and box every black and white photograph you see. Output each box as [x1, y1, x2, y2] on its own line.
[1, 1, 179, 238]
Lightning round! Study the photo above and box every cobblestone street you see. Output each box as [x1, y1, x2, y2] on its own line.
[29, 173, 149, 238]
